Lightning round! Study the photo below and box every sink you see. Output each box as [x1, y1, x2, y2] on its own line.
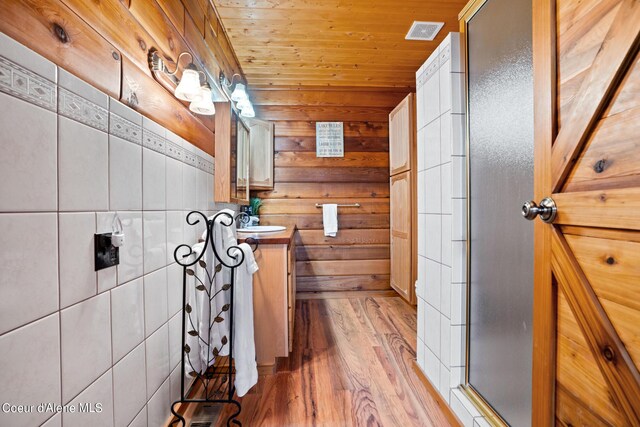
[238, 226, 286, 233]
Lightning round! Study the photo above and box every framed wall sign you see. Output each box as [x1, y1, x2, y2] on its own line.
[316, 122, 344, 157]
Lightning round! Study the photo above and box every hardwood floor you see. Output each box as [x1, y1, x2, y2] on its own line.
[211, 296, 453, 427]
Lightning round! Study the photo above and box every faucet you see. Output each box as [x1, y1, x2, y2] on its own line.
[235, 212, 250, 229]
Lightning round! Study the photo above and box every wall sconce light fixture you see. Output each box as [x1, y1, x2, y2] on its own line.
[148, 49, 225, 116]
[230, 83, 247, 102]
[189, 83, 216, 115]
[221, 73, 255, 118]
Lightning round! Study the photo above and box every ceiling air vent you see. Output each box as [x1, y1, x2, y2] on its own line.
[405, 21, 444, 41]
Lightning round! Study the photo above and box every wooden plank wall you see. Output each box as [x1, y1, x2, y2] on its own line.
[251, 87, 411, 295]
[0, 0, 244, 155]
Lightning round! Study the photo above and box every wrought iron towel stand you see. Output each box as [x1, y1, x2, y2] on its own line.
[169, 211, 256, 427]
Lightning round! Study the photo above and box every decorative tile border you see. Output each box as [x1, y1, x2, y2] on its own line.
[142, 129, 165, 154]
[165, 140, 184, 162]
[0, 52, 214, 174]
[110, 113, 142, 145]
[417, 72, 427, 90]
[109, 115, 213, 174]
[0, 55, 56, 111]
[195, 155, 214, 173]
[58, 87, 109, 132]
[183, 150, 198, 167]
[196, 155, 207, 171]
[425, 57, 441, 80]
[439, 43, 451, 63]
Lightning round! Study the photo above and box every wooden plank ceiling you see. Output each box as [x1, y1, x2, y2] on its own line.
[211, 0, 468, 88]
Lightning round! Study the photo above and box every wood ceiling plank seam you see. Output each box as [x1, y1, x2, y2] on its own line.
[211, 0, 466, 87]
[208, 0, 247, 81]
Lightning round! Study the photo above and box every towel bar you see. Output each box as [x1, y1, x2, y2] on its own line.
[315, 203, 361, 208]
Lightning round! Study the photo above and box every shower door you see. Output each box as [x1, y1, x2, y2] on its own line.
[465, 0, 534, 425]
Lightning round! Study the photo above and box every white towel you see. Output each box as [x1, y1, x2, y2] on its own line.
[230, 243, 259, 396]
[184, 242, 207, 377]
[322, 204, 338, 237]
[202, 209, 237, 359]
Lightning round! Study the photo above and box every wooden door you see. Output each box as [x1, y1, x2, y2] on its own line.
[390, 171, 413, 302]
[532, 0, 640, 425]
[248, 118, 274, 190]
[389, 93, 415, 176]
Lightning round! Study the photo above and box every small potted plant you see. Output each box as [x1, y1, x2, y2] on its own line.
[250, 197, 263, 216]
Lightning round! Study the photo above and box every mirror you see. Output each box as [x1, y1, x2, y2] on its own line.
[214, 102, 251, 204]
[236, 115, 250, 202]
[229, 108, 250, 203]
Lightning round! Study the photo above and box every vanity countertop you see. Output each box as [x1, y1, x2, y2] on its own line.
[237, 225, 297, 245]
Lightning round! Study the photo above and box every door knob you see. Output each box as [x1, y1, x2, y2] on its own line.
[521, 197, 557, 223]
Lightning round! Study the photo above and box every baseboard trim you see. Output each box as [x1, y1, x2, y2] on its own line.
[297, 290, 398, 300]
[164, 377, 205, 427]
[412, 361, 463, 427]
[257, 362, 277, 376]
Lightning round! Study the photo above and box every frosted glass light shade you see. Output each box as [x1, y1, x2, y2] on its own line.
[236, 97, 251, 111]
[174, 67, 201, 101]
[189, 86, 216, 115]
[240, 104, 255, 118]
[230, 83, 248, 102]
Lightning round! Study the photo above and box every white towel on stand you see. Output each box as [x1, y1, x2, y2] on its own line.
[230, 243, 259, 396]
[202, 209, 238, 359]
[185, 242, 207, 376]
[322, 204, 338, 237]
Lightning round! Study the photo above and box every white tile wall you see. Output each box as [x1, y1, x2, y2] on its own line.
[147, 378, 171, 427]
[424, 167, 441, 214]
[169, 364, 182, 404]
[113, 342, 147, 427]
[416, 33, 489, 426]
[168, 313, 182, 371]
[110, 135, 143, 211]
[0, 92, 57, 211]
[167, 263, 183, 318]
[130, 407, 148, 427]
[441, 265, 452, 318]
[59, 212, 97, 308]
[58, 116, 109, 211]
[439, 366, 451, 403]
[424, 259, 441, 309]
[0, 35, 223, 427]
[143, 148, 167, 211]
[64, 370, 114, 427]
[111, 277, 145, 363]
[60, 292, 112, 403]
[145, 323, 170, 400]
[425, 303, 441, 355]
[166, 157, 183, 210]
[424, 118, 441, 170]
[0, 213, 59, 335]
[166, 210, 185, 265]
[425, 215, 442, 261]
[144, 267, 169, 337]
[59, 68, 108, 109]
[0, 314, 60, 427]
[42, 414, 62, 427]
[143, 211, 167, 273]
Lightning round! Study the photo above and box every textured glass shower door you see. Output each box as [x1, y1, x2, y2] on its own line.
[467, 0, 534, 425]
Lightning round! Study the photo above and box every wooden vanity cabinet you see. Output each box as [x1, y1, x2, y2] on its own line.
[287, 239, 296, 352]
[242, 227, 296, 373]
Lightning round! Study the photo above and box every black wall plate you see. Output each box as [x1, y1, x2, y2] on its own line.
[95, 233, 119, 271]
